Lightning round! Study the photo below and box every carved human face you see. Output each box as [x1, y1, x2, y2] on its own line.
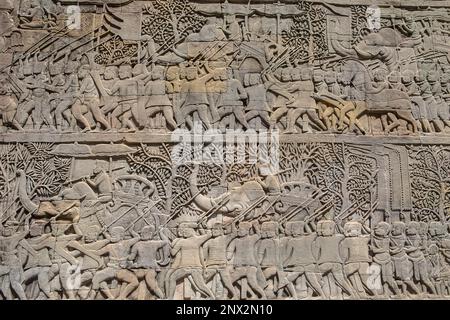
[414, 72, 425, 83]
[30, 223, 44, 237]
[119, 66, 131, 80]
[78, 67, 89, 79]
[301, 69, 311, 81]
[263, 224, 277, 238]
[406, 222, 419, 236]
[391, 222, 405, 236]
[325, 73, 336, 84]
[388, 73, 400, 83]
[104, 67, 117, 80]
[110, 227, 125, 243]
[374, 222, 390, 237]
[429, 222, 444, 237]
[166, 67, 178, 81]
[152, 67, 164, 80]
[281, 70, 291, 82]
[238, 224, 250, 237]
[86, 227, 100, 243]
[291, 70, 301, 81]
[291, 222, 305, 237]
[419, 222, 428, 236]
[183, 227, 195, 238]
[141, 226, 155, 240]
[2, 226, 14, 237]
[313, 72, 324, 83]
[427, 72, 439, 83]
[250, 74, 261, 86]
[186, 68, 198, 81]
[212, 227, 223, 237]
[344, 222, 361, 237]
[320, 221, 335, 236]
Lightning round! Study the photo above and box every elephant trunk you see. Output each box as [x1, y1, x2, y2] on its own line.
[17, 170, 39, 213]
[190, 165, 229, 214]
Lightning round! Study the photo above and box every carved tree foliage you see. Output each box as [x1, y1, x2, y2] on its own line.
[127, 144, 173, 212]
[142, 0, 206, 51]
[94, 35, 139, 65]
[282, 1, 328, 62]
[0, 143, 71, 222]
[408, 145, 450, 222]
[311, 143, 377, 223]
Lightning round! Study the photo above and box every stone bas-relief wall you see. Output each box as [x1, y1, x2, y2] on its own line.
[0, 0, 449, 300]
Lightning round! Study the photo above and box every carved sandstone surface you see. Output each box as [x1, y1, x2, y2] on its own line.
[0, 0, 449, 300]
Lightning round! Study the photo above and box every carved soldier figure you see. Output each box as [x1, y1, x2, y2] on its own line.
[255, 165, 281, 196]
[284, 68, 326, 134]
[215, 68, 249, 130]
[428, 70, 450, 131]
[72, 65, 110, 131]
[180, 66, 217, 130]
[107, 64, 151, 131]
[243, 73, 271, 129]
[0, 73, 23, 131]
[257, 221, 296, 299]
[314, 69, 337, 131]
[166, 65, 186, 126]
[415, 71, 442, 132]
[340, 221, 373, 298]
[314, 220, 356, 298]
[388, 72, 407, 92]
[269, 68, 293, 130]
[90, 227, 140, 300]
[70, 225, 110, 299]
[284, 221, 324, 298]
[202, 223, 237, 299]
[390, 221, 420, 296]
[0, 220, 30, 300]
[128, 225, 170, 299]
[54, 60, 80, 130]
[19, 0, 56, 29]
[84, 164, 113, 203]
[165, 224, 214, 299]
[227, 222, 266, 299]
[402, 70, 431, 132]
[44, 223, 85, 299]
[405, 221, 437, 296]
[371, 221, 401, 297]
[143, 65, 177, 130]
[21, 220, 55, 299]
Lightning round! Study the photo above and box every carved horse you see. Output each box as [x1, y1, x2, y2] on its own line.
[338, 60, 418, 134]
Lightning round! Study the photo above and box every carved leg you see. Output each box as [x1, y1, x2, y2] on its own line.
[165, 268, 188, 299]
[91, 267, 116, 300]
[269, 107, 288, 129]
[285, 109, 302, 133]
[306, 110, 327, 131]
[246, 268, 266, 299]
[218, 268, 237, 299]
[163, 106, 177, 130]
[396, 110, 418, 133]
[116, 269, 139, 300]
[144, 270, 164, 299]
[71, 101, 91, 131]
[9, 266, 27, 300]
[90, 104, 111, 130]
[196, 104, 212, 130]
[191, 270, 215, 299]
[233, 107, 250, 130]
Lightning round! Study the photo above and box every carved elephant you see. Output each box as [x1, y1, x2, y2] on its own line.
[17, 169, 80, 223]
[190, 165, 266, 217]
